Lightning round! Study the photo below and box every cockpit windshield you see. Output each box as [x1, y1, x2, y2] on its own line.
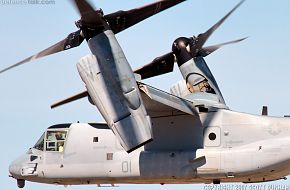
[45, 130, 67, 152]
[33, 133, 45, 151]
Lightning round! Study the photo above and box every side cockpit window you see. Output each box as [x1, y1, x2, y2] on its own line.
[187, 74, 216, 94]
[45, 130, 67, 152]
[34, 133, 45, 151]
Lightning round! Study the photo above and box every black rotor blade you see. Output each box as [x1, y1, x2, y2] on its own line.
[199, 37, 248, 57]
[51, 90, 88, 109]
[134, 52, 175, 80]
[72, 0, 104, 28]
[73, 0, 95, 17]
[105, 0, 187, 34]
[191, 0, 245, 56]
[0, 30, 84, 74]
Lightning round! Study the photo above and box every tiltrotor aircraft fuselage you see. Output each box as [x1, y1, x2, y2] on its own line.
[5, 0, 290, 188]
[9, 110, 290, 187]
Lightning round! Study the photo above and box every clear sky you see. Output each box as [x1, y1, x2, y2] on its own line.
[1, 0, 290, 189]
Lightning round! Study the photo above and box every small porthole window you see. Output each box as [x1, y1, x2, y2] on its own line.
[107, 153, 113, 160]
[208, 133, 216, 141]
[93, 137, 98, 142]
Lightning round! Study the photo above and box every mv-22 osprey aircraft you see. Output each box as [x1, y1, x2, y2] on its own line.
[4, 0, 290, 188]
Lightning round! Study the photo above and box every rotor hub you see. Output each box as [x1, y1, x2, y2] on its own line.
[172, 37, 190, 53]
[172, 37, 193, 66]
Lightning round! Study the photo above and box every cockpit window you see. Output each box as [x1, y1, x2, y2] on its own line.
[186, 73, 216, 94]
[34, 133, 45, 151]
[45, 130, 67, 152]
[187, 79, 216, 94]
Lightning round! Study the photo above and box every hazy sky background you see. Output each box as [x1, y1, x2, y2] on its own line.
[1, 0, 290, 189]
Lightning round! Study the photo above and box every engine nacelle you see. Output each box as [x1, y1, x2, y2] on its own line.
[77, 54, 152, 153]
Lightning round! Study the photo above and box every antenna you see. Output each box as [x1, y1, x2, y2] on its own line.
[262, 106, 268, 116]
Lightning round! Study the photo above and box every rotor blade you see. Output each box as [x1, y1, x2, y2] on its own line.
[73, 0, 95, 16]
[74, 0, 95, 19]
[105, 0, 187, 34]
[199, 37, 248, 57]
[72, 0, 104, 28]
[51, 90, 88, 109]
[0, 30, 84, 74]
[134, 52, 174, 80]
[192, 0, 245, 56]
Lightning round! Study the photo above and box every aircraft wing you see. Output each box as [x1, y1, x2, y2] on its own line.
[138, 83, 204, 152]
[51, 81, 199, 116]
[138, 82, 199, 117]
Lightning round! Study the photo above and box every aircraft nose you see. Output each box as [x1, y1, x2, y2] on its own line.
[9, 153, 39, 189]
[9, 163, 20, 176]
[9, 154, 36, 178]
[9, 157, 24, 178]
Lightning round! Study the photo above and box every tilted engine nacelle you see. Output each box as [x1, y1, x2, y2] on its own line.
[77, 54, 152, 153]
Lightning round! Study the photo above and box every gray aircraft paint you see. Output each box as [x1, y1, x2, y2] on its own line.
[10, 50, 290, 186]
[10, 37, 290, 187]
[7, 0, 290, 187]
[179, 57, 225, 105]
[77, 30, 152, 153]
[9, 110, 290, 185]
